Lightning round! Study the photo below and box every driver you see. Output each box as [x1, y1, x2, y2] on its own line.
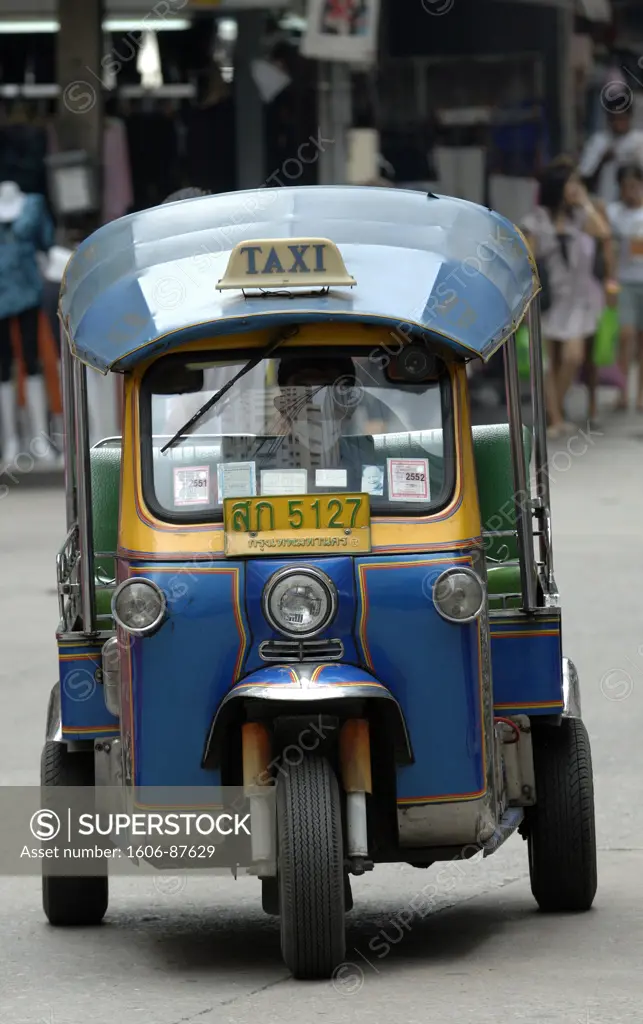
[269, 355, 358, 470]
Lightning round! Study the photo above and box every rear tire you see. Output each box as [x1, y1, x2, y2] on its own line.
[41, 740, 108, 926]
[277, 755, 346, 979]
[527, 718, 597, 912]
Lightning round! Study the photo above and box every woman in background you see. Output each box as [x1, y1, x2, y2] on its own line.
[607, 163, 643, 412]
[521, 160, 610, 438]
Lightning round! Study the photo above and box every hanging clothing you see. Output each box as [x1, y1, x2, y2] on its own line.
[0, 306, 40, 382]
[0, 123, 49, 197]
[47, 120, 134, 225]
[184, 97, 236, 194]
[0, 193, 54, 320]
[125, 111, 180, 209]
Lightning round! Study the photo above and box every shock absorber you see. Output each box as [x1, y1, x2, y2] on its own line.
[339, 718, 373, 874]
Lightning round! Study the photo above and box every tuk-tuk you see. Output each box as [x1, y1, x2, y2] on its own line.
[47, 186, 595, 980]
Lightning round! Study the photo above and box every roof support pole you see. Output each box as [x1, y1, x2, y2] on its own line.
[503, 334, 537, 612]
[235, 10, 267, 190]
[528, 298, 555, 589]
[56, 0, 104, 231]
[317, 61, 351, 184]
[73, 358, 97, 635]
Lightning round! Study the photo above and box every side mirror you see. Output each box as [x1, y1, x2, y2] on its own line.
[151, 365, 204, 395]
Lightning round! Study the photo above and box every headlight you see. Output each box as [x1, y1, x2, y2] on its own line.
[111, 578, 166, 636]
[433, 567, 485, 623]
[263, 566, 337, 638]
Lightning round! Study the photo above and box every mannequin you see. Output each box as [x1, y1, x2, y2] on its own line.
[0, 180, 55, 467]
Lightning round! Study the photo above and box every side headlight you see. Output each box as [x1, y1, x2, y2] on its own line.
[111, 578, 166, 636]
[433, 567, 485, 623]
[263, 566, 337, 638]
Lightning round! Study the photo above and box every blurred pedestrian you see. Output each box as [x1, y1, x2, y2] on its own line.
[521, 160, 610, 438]
[579, 101, 643, 205]
[607, 163, 643, 411]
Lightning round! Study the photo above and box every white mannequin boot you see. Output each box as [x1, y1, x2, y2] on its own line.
[25, 375, 57, 467]
[0, 380, 20, 466]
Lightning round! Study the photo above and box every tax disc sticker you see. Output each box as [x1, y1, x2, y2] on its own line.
[173, 466, 210, 506]
[387, 458, 430, 502]
[261, 468, 308, 495]
[217, 461, 257, 502]
[316, 468, 347, 488]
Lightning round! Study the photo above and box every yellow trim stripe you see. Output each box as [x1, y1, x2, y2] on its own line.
[490, 630, 560, 639]
[62, 725, 117, 735]
[397, 788, 487, 805]
[59, 653, 101, 663]
[494, 700, 563, 711]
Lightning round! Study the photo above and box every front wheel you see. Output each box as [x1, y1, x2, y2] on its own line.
[527, 717, 597, 912]
[41, 740, 108, 926]
[277, 755, 346, 979]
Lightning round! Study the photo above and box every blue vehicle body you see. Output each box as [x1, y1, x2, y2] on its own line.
[54, 183, 565, 855]
[58, 554, 563, 809]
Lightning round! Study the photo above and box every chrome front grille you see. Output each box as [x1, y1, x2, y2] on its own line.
[259, 638, 344, 663]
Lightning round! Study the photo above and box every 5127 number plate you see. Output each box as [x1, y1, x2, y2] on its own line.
[223, 492, 371, 556]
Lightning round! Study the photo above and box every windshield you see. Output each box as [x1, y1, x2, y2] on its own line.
[140, 347, 454, 521]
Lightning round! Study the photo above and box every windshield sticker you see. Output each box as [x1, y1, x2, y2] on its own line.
[217, 462, 256, 503]
[173, 466, 211, 507]
[261, 468, 308, 496]
[316, 468, 347, 488]
[361, 465, 384, 496]
[387, 458, 430, 502]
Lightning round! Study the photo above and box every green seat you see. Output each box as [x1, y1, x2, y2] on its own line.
[90, 444, 122, 619]
[471, 424, 532, 564]
[472, 423, 533, 610]
[486, 562, 522, 610]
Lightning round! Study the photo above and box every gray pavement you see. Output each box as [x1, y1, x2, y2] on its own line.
[1, 386, 643, 1022]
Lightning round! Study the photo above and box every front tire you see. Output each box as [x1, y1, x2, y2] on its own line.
[277, 755, 346, 979]
[41, 740, 108, 926]
[527, 717, 597, 912]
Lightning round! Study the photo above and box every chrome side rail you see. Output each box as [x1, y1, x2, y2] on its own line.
[503, 333, 537, 611]
[73, 359, 96, 633]
[56, 522, 81, 633]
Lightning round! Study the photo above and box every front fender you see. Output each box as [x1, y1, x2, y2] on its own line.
[202, 663, 413, 768]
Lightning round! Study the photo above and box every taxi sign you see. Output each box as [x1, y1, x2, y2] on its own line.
[217, 237, 357, 291]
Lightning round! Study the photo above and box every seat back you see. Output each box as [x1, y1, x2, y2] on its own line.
[90, 443, 122, 585]
[471, 423, 532, 563]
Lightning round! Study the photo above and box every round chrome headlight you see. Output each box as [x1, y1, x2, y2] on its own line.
[433, 567, 485, 623]
[112, 578, 166, 636]
[263, 567, 337, 638]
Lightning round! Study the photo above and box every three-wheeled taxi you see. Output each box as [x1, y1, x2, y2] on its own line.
[47, 186, 596, 979]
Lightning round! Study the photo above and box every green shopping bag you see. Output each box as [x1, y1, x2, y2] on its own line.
[593, 306, 619, 367]
[516, 325, 531, 379]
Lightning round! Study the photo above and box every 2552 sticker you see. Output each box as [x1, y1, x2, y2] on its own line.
[387, 458, 430, 502]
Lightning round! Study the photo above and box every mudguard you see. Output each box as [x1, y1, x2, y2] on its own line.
[203, 663, 413, 768]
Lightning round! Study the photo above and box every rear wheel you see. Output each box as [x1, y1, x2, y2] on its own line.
[277, 755, 346, 979]
[527, 718, 597, 912]
[41, 740, 109, 926]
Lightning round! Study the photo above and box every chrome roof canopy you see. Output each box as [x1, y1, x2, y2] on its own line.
[59, 186, 539, 373]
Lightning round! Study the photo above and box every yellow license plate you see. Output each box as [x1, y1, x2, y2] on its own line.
[223, 493, 371, 557]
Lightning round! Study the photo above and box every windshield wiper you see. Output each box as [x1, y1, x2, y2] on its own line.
[160, 328, 296, 454]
